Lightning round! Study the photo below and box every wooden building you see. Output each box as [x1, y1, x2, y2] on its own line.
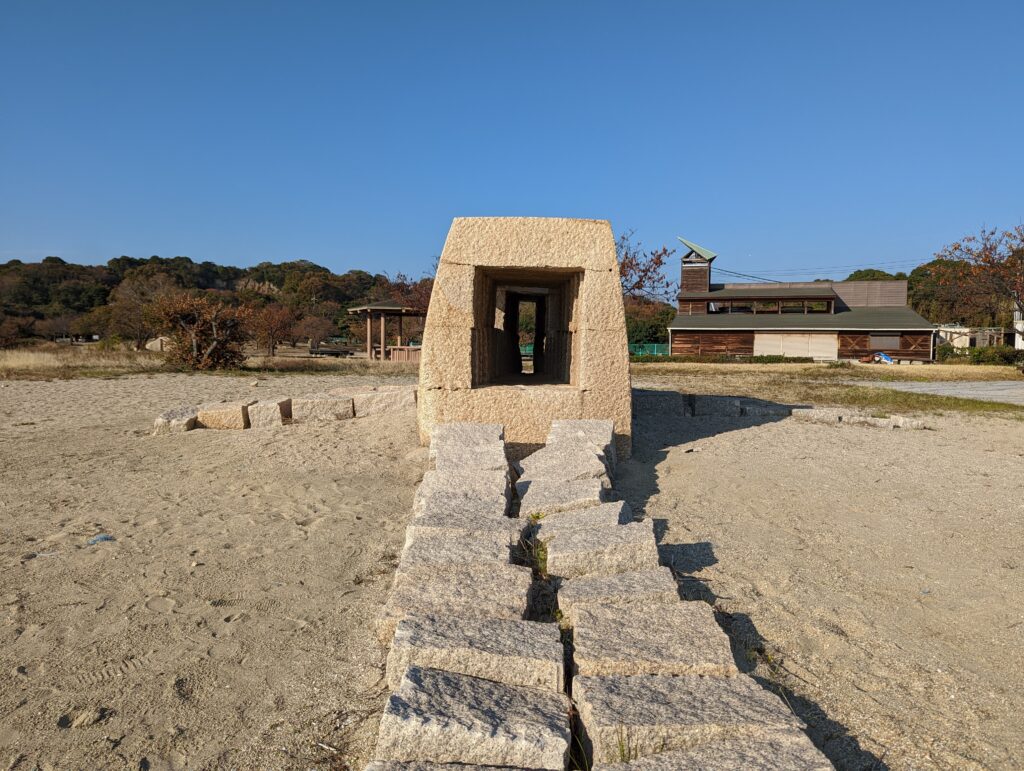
[668, 239, 935, 361]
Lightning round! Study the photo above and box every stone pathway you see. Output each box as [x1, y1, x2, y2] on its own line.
[852, 379, 1024, 407]
[367, 420, 834, 769]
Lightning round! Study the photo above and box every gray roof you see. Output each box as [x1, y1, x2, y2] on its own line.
[668, 305, 935, 332]
[677, 237, 717, 261]
[679, 284, 836, 301]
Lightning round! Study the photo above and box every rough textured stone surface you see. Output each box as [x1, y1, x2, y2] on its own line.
[398, 530, 516, 575]
[152, 405, 198, 435]
[415, 492, 511, 521]
[572, 602, 738, 677]
[291, 393, 354, 422]
[352, 387, 417, 417]
[574, 674, 805, 763]
[196, 400, 255, 430]
[417, 218, 632, 459]
[420, 386, 585, 460]
[386, 615, 564, 691]
[556, 568, 679, 626]
[592, 732, 832, 770]
[843, 414, 895, 429]
[247, 397, 292, 428]
[532, 501, 632, 535]
[409, 510, 525, 541]
[375, 565, 531, 644]
[428, 423, 505, 458]
[517, 478, 607, 517]
[414, 469, 511, 514]
[546, 419, 616, 471]
[433, 442, 509, 473]
[375, 667, 570, 769]
[514, 444, 609, 484]
[543, 521, 659, 579]
[791, 407, 845, 424]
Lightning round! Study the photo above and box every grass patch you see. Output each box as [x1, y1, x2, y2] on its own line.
[0, 345, 418, 380]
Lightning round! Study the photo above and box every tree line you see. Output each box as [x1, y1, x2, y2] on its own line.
[2, 225, 1020, 355]
[0, 255, 433, 351]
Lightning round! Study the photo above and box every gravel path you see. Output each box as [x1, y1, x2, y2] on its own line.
[852, 379, 1024, 406]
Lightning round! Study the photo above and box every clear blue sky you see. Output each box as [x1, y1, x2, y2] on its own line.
[2, 0, 1021, 281]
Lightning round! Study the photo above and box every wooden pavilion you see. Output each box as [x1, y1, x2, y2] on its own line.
[347, 300, 426, 362]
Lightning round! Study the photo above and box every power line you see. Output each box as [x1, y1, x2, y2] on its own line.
[712, 267, 782, 283]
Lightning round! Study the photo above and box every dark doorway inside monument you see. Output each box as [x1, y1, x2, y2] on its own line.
[474, 267, 582, 387]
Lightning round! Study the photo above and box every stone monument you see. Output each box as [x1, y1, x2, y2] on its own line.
[417, 217, 632, 457]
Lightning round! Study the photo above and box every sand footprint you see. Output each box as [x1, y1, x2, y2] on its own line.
[145, 596, 176, 614]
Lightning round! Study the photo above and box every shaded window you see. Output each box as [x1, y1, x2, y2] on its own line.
[806, 300, 830, 313]
[781, 301, 804, 313]
[754, 301, 779, 313]
[870, 334, 901, 349]
[730, 301, 753, 314]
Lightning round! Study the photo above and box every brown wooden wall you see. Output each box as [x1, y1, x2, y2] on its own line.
[677, 301, 708, 315]
[838, 332, 933, 360]
[670, 331, 754, 357]
[680, 265, 710, 293]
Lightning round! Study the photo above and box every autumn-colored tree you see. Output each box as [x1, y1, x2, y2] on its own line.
[934, 226, 1024, 327]
[616, 231, 676, 302]
[107, 272, 181, 349]
[250, 303, 295, 356]
[151, 294, 252, 370]
[291, 315, 337, 347]
[0, 315, 34, 347]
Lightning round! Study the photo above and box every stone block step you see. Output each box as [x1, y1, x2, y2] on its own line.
[433, 441, 509, 473]
[291, 393, 354, 422]
[415, 469, 511, 514]
[408, 510, 526, 542]
[375, 564, 532, 645]
[516, 478, 608, 517]
[514, 444, 609, 484]
[556, 568, 678, 626]
[196, 400, 256, 429]
[572, 602, 737, 677]
[415, 492, 512, 521]
[398, 530, 517, 576]
[248, 396, 292, 428]
[591, 732, 832, 769]
[532, 501, 632, 535]
[374, 667, 570, 770]
[542, 521, 659, 579]
[152, 405, 198, 435]
[386, 615, 564, 691]
[429, 423, 505, 459]
[546, 419, 616, 471]
[574, 674, 805, 764]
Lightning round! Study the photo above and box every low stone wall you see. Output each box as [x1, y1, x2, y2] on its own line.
[150, 385, 417, 435]
[367, 419, 834, 769]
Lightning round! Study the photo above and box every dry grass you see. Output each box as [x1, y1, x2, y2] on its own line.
[632, 360, 1023, 383]
[0, 345, 418, 380]
[632, 361, 1024, 418]
[0, 346, 171, 379]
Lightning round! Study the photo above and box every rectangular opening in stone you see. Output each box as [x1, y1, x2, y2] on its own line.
[474, 267, 582, 387]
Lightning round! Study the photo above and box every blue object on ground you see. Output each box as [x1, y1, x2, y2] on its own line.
[875, 352, 894, 364]
[87, 534, 115, 545]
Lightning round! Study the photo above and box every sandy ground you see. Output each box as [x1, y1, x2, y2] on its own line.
[622, 386, 1024, 770]
[2, 372, 1022, 770]
[0, 373, 420, 770]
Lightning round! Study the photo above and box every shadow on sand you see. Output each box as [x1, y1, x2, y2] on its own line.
[617, 388, 889, 771]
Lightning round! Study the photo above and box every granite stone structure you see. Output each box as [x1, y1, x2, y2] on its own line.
[417, 217, 632, 458]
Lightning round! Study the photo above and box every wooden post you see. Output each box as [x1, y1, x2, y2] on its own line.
[365, 313, 372, 358]
[397, 315, 403, 347]
[379, 312, 386, 362]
